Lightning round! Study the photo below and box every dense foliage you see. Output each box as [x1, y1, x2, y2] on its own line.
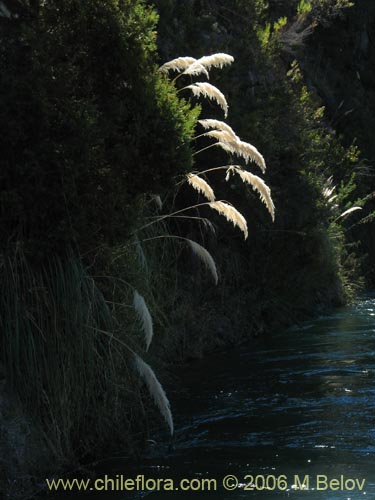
[151, 0, 364, 349]
[0, 0, 198, 478]
[0, 0, 197, 253]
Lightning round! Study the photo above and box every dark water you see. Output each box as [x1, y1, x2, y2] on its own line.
[130, 297, 375, 499]
[49, 297, 375, 499]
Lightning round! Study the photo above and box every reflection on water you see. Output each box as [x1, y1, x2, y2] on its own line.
[134, 297, 375, 499]
[52, 297, 375, 499]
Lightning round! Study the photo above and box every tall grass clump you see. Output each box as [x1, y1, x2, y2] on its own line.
[0, 239, 180, 459]
[0, 249, 136, 458]
[124, 52, 276, 432]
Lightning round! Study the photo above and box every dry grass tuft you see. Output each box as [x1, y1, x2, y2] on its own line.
[133, 291, 154, 351]
[187, 239, 218, 284]
[187, 173, 216, 201]
[208, 201, 248, 239]
[226, 166, 275, 221]
[134, 355, 174, 436]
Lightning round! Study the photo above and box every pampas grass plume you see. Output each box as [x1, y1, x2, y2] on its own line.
[337, 206, 362, 220]
[226, 166, 275, 221]
[204, 130, 237, 144]
[218, 140, 266, 173]
[133, 291, 153, 351]
[236, 141, 266, 173]
[159, 56, 196, 73]
[197, 53, 234, 70]
[198, 119, 239, 141]
[209, 201, 248, 239]
[134, 355, 174, 435]
[187, 173, 216, 201]
[183, 62, 210, 80]
[187, 239, 218, 284]
[186, 82, 229, 117]
[153, 194, 163, 210]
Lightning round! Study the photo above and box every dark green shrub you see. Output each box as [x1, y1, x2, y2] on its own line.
[0, 0, 197, 254]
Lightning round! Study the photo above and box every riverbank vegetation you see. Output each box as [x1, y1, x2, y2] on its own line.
[0, 0, 373, 495]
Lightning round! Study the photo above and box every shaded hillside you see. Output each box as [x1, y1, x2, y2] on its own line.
[295, 0, 375, 283]
[152, 0, 364, 356]
[300, 0, 375, 161]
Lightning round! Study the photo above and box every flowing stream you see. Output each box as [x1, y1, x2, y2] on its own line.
[51, 296, 375, 499]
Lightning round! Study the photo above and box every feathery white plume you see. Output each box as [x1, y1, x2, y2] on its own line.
[187, 173, 215, 201]
[133, 291, 153, 351]
[152, 194, 163, 210]
[185, 82, 229, 117]
[323, 176, 336, 199]
[198, 119, 266, 171]
[134, 355, 174, 435]
[198, 119, 239, 141]
[159, 56, 196, 73]
[323, 186, 336, 199]
[203, 130, 237, 143]
[209, 201, 248, 239]
[197, 53, 234, 70]
[237, 141, 266, 173]
[215, 140, 266, 172]
[337, 206, 363, 220]
[187, 239, 218, 284]
[226, 166, 275, 221]
[182, 62, 210, 80]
